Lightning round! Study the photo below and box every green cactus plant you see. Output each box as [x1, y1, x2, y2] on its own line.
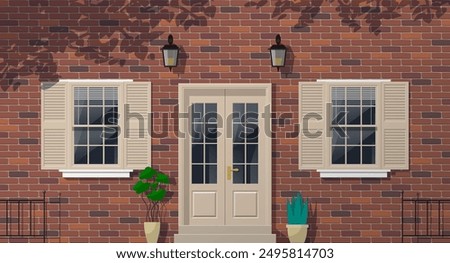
[133, 166, 170, 222]
[287, 192, 308, 224]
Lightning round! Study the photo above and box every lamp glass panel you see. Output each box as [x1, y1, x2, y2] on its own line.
[163, 49, 178, 67]
[271, 49, 286, 67]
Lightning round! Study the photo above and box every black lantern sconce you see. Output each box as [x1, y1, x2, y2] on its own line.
[161, 34, 179, 71]
[269, 34, 287, 71]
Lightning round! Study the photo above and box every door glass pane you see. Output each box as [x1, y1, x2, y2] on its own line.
[191, 144, 203, 163]
[233, 124, 245, 143]
[192, 165, 204, 184]
[191, 103, 217, 184]
[232, 165, 245, 184]
[205, 165, 217, 183]
[247, 144, 258, 163]
[246, 165, 258, 184]
[205, 144, 217, 163]
[246, 123, 259, 143]
[233, 144, 244, 163]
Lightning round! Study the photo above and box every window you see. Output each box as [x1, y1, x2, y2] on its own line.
[41, 80, 151, 178]
[299, 80, 409, 178]
[331, 87, 376, 165]
[74, 87, 119, 165]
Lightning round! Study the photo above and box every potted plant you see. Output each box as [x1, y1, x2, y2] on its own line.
[286, 192, 309, 243]
[132, 166, 170, 243]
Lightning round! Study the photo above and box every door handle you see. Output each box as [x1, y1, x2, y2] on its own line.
[227, 166, 239, 180]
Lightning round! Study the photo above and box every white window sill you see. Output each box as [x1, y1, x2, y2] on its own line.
[317, 169, 390, 178]
[59, 169, 133, 178]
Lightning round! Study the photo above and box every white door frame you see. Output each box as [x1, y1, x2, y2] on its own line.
[178, 83, 272, 232]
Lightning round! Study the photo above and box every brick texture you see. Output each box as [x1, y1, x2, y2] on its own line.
[1, 0, 450, 243]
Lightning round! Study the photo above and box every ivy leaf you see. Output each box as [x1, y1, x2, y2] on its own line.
[133, 181, 150, 194]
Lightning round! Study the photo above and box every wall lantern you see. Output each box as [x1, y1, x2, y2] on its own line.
[269, 34, 287, 71]
[161, 34, 179, 71]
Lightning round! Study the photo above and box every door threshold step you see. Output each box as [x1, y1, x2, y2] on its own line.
[174, 234, 276, 243]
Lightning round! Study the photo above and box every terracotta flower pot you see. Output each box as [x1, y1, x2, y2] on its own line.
[144, 222, 161, 243]
[286, 224, 308, 243]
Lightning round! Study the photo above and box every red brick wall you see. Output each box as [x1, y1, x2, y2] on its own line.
[1, 0, 450, 242]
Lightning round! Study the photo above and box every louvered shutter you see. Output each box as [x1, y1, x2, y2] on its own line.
[124, 82, 151, 169]
[381, 82, 409, 169]
[41, 82, 68, 169]
[299, 82, 326, 169]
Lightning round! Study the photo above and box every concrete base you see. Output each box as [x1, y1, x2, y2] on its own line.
[174, 225, 276, 243]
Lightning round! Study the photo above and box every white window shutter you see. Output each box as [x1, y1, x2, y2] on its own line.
[41, 82, 68, 169]
[299, 82, 326, 170]
[381, 82, 409, 169]
[124, 82, 151, 169]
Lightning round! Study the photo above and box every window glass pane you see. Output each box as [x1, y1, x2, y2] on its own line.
[104, 87, 118, 105]
[332, 87, 345, 106]
[74, 146, 87, 164]
[347, 87, 360, 105]
[232, 165, 245, 184]
[205, 165, 217, 184]
[347, 127, 361, 145]
[332, 146, 345, 164]
[191, 165, 204, 184]
[191, 144, 203, 163]
[233, 144, 245, 163]
[347, 146, 361, 164]
[362, 88, 375, 105]
[74, 88, 87, 105]
[246, 123, 259, 143]
[362, 107, 375, 125]
[89, 87, 103, 105]
[362, 128, 376, 145]
[105, 146, 118, 164]
[105, 107, 118, 125]
[332, 107, 345, 125]
[246, 165, 258, 184]
[247, 144, 258, 163]
[332, 127, 345, 145]
[205, 144, 217, 163]
[233, 103, 245, 122]
[233, 124, 245, 143]
[205, 124, 217, 142]
[104, 127, 118, 145]
[89, 127, 103, 145]
[89, 107, 103, 125]
[347, 107, 361, 125]
[191, 123, 203, 143]
[74, 107, 87, 125]
[74, 127, 87, 145]
[89, 146, 103, 164]
[362, 146, 376, 164]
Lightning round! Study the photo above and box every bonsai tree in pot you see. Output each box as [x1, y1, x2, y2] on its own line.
[286, 192, 309, 243]
[133, 166, 170, 243]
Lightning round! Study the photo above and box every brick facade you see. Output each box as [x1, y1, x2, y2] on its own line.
[1, 0, 450, 242]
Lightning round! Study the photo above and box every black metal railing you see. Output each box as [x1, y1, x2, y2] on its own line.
[0, 191, 61, 242]
[401, 191, 450, 242]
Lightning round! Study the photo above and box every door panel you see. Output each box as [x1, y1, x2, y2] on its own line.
[225, 91, 267, 225]
[188, 94, 225, 226]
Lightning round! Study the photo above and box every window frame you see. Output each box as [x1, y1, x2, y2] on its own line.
[67, 83, 125, 170]
[41, 79, 151, 178]
[299, 79, 408, 178]
[324, 83, 382, 170]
